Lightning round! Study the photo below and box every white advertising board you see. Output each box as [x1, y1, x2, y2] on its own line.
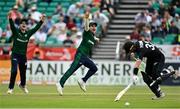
[157, 45, 180, 62]
[26, 60, 144, 85]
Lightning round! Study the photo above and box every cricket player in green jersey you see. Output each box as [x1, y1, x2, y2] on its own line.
[7, 12, 46, 94]
[56, 13, 100, 95]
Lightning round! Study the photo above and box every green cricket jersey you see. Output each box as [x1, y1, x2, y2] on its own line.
[9, 18, 43, 55]
[77, 30, 96, 56]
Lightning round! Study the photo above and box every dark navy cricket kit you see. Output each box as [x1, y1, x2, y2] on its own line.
[9, 53, 27, 89]
[133, 41, 166, 79]
[133, 41, 174, 97]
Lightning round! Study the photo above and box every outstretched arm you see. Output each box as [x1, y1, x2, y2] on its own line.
[29, 14, 46, 36]
[130, 53, 142, 75]
[132, 56, 141, 85]
[84, 13, 90, 31]
[8, 12, 17, 33]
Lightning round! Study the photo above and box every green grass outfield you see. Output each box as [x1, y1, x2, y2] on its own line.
[0, 84, 180, 108]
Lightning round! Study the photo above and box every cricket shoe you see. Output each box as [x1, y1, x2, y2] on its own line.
[152, 92, 165, 100]
[56, 83, 63, 96]
[174, 71, 180, 79]
[77, 79, 86, 92]
[7, 89, 13, 94]
[19, 84, 29, 94]
[168, 65, 174, 73]
[168, 66, 179, 79]
[150, 66, 178, 87]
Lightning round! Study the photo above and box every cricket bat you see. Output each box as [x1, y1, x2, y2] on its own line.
[114, 82, 133, 102]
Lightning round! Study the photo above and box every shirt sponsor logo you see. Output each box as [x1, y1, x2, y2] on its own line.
[88, 40, 94, 45]
[13, 58, 17, 61]
[19, 33, 23, 37]
[17, 38, 28, 43]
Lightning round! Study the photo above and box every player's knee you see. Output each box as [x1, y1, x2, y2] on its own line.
[91, 66, 98, 73]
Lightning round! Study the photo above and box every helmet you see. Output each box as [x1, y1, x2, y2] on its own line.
[123, 41, 134, 54]
[89, 20, 97, 27]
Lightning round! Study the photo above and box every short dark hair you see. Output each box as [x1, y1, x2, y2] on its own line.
[20, 18, 28, 24]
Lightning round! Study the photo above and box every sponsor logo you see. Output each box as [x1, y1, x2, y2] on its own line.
[13, 58, 17, 61]
[17, 38, 28, 43]
[88, 40, 94, 45]
[172, 46, 180, 56]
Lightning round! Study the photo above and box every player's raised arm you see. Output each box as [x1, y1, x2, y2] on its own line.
[84, 13, 90, 31]
[8, 11, 17, 32]
[40, 14, 46, 22]
[29, 14, 46, 36]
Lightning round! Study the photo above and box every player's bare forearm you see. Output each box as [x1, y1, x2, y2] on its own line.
[133, 59, 141, 75]
[30, 14, 46, 35]
[130, 54, 141, 75]
[84, 13, 89, 31]
[134, 59, 142, 68]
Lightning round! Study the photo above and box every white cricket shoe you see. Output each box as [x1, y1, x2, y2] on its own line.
[19, 84, 29, 94]
[7, 89, 13, 94]
[56, 83, 63, 96]
[77, 79, 86, 92]
[152, 92, 165, 100]
[173, 71, 180, 79]
[168, 65, 174, 73]
[168, 66, 180, 79]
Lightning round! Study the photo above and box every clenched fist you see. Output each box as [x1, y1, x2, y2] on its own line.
[40, 14, 46, 22]
[8, 11, 12, 19]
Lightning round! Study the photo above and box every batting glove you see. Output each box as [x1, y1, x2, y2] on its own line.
[133, 75, 139, 85]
